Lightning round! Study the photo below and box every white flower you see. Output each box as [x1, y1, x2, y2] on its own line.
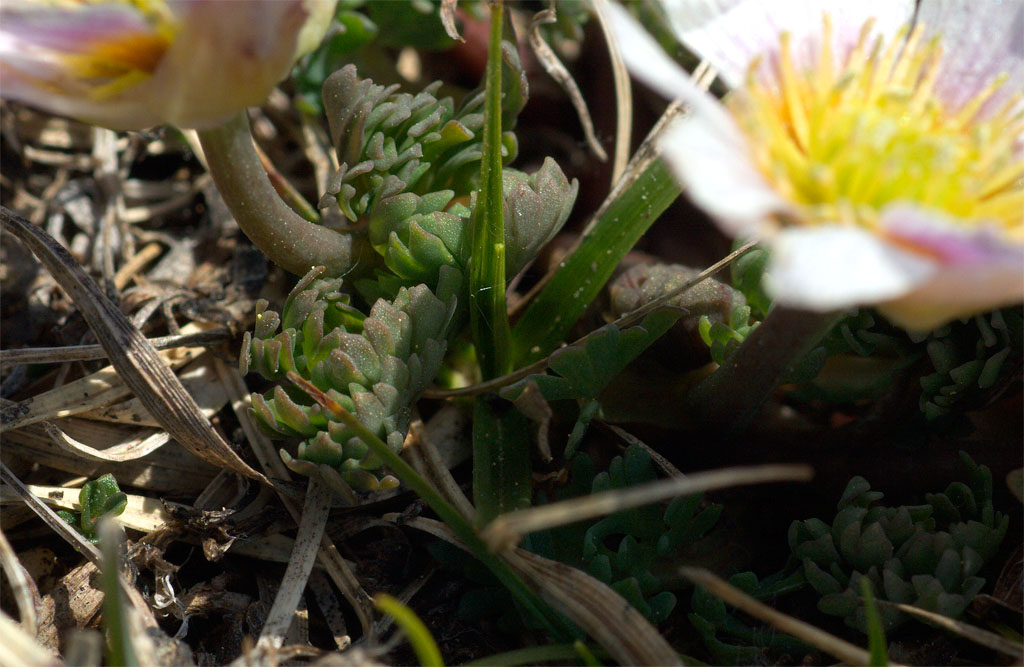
[0, 0, 336, 130]
[609, 0, 1023, 331]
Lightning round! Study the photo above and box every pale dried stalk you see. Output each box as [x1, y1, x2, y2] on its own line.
[80, 356, 228, 427]
[0, 527, 38, 636]
[483, 464, 813, 550]
[590, 0, 631, 182]
[0, 328, 230, 365]
[882, 601, 1023, 659]
[1, 423, 217, 495]
[507, 549, 680, 666]
[440, 0, 463, 42]
[0, 463, 159, 631]
[0, 611, 61, 667]
[0, 330, 208, 431]
[680, 568, 892, 667]
[257, 477, 332, 652]
[529, 5, 607, 162]
[401, 517, 680, 666]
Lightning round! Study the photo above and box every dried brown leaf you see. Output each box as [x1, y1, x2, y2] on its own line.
[0, 206, 266, 482]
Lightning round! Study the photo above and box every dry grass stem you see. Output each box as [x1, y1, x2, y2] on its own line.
[591, 0, 631, 182]
[0, 611, 61, 667]
[483, 464, 813, 550]
[882, 601, 1023, 659]
[0, 526, 38, 636]
[529, 5, 608, 162]
[0, 484, 173, 534]
[213, 357, 376, 637]
[680, 567, 889, 666]
[257, 477, 333, 652]
[0, 328, 231, 365]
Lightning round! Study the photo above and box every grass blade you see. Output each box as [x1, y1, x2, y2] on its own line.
[511, 157, 679, 365]
[468, 0, 512, 379]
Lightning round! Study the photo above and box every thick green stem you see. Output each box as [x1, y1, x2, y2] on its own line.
[197, 112, 362, 276]
[687, 306, 844, 431]
[468, 0, 511, 380]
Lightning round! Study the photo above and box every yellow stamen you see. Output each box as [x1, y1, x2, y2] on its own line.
[727, 12, 1024, 236]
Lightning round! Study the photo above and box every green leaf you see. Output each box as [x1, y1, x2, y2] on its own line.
[512, 158, 681, 364]
[860, 577, 889, 666]
[472, 397, 533, 523]
[502, 310, 680, 403]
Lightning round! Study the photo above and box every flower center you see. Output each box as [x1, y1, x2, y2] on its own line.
[61, 1, 177, 100]
[727, 15, 1023, 238]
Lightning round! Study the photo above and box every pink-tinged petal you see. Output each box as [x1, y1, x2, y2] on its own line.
[875, 205, 1024, 330]
[915, 0, 1024, 121]
[0, 3, 157, 52]
[763, 225, 936, 313]
[657, 0, 913, 89]
[659, 104, 793, 238]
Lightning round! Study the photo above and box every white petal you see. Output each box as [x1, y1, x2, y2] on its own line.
[916, 0, 1024, 121]
[763, 226, 936, 311]
[657, 0, 913, 88]
[659, 107, 792, 238]
[604, 2, 794, 236]
[604, 2, 710, 105]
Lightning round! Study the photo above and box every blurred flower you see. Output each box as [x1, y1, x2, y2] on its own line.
[609, 0, 1023, 331]
[0, 0, 336, 130]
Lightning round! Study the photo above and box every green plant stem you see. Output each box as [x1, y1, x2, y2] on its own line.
[512, 157, 680, 365]
[197, 112, 363, 276]
[468, 0, 511, 380]
[286, 372, 574, 641]
[375, 594, 444, 667]
[687, 306, 844, 431]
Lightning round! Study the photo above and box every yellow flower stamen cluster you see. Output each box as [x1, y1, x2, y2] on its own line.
[728, 14, 1024, 240]
[58, 0, 176, 100]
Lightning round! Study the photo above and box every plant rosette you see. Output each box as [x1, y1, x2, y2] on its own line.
[608, 0, 1023, 332]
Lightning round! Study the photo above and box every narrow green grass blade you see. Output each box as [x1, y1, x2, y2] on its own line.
[512, 157, 680, 364]
[100, 520, 137, 667]
[375, 594, 444, 667]
[468, 0, 512, 379]
[472, 397, 533, 522]
[860, 578, 889, 666]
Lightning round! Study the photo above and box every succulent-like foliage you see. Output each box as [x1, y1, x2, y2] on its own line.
[530, 446, 722, 623]
[789, 452, 1008, 632]
[320, 64, 577, 302]
[608, 262, 750, 366]
[57, 473, 128, 544]
[241, 266, 459, 490]
[916, 308, 1023, 420]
